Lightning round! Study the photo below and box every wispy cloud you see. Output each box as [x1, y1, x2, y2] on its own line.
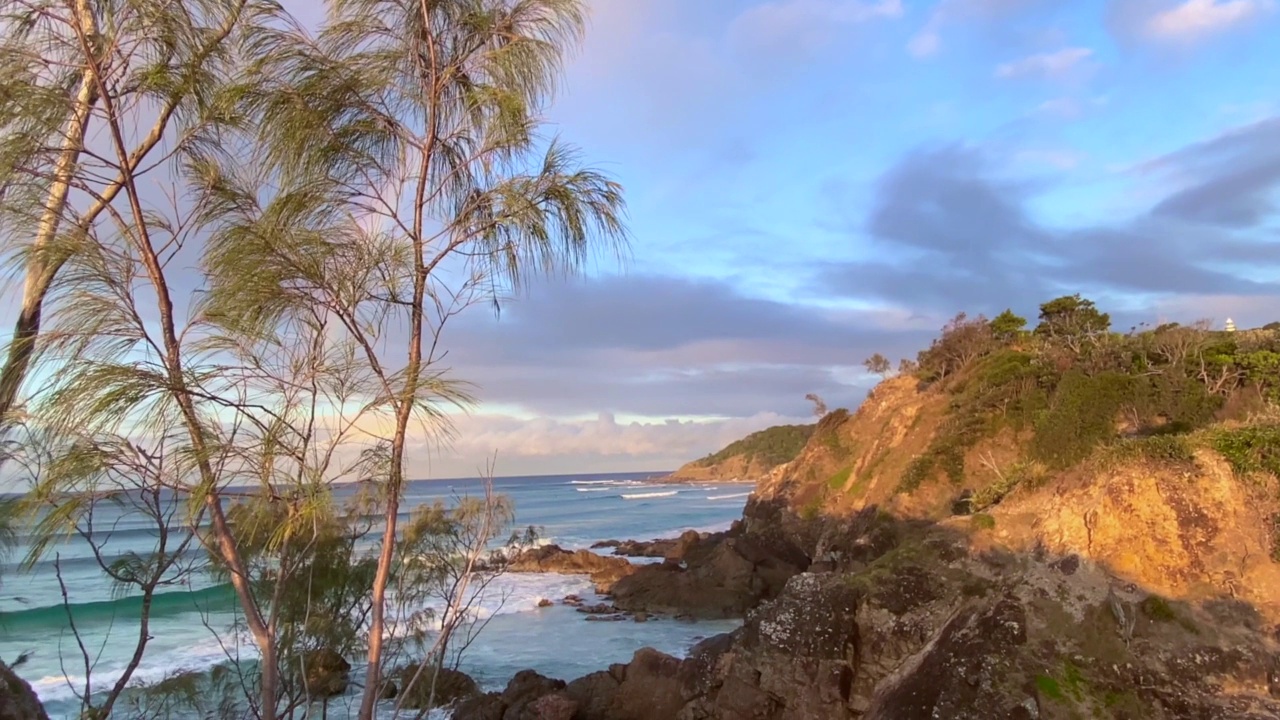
[907, 0, 1036, 58]
[1144, 0, 1274, 41]
[995, 47, 1093, 79]
[729, 0, 903, 57]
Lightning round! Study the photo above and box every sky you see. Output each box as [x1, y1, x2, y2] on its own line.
[7, 0, 1280, 481]
[415, 0, 1280, 477]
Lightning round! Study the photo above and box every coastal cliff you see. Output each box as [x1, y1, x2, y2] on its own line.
[479, 306, 1280, 719]
[665, 424, 813, 483]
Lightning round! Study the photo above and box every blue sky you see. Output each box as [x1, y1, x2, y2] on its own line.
[418, 0, 1280, 476]
[6, 0, 1280, 480]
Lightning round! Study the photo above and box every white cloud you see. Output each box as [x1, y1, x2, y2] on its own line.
[995, 47, 1093, 79]
[405, 411, 812, 478]
[1035, 97, 1083, 119]
[907, 27, 942, 57]
[1144, 0, 1274, 41]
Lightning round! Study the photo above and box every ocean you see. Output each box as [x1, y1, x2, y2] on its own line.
[0, 472, 751, 719]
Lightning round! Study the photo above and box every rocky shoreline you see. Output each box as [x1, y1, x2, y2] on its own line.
[440, 495, 1280, 719]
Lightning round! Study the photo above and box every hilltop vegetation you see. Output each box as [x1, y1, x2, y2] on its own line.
[695, 424, 815, 468]
[667, 423, 814, 482]
[892, 294, 1280, 494]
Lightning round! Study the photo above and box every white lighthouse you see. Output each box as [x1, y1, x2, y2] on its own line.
[1225, 318, 1237, 332]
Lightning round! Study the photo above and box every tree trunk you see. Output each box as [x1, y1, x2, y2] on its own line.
[0, 0, 100, 426]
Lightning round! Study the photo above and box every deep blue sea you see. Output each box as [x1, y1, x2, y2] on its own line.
[0, 472, 751, 718]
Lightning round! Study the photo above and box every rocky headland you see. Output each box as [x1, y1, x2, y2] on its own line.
[660, 424, 813, 484]
[470, 310, 1280, 719]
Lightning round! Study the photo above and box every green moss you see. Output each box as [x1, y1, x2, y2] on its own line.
[1035, 659, 1092, 706]
[1139, 595, 1176, 622]
[1060, 659, 1087, 701]
[1035, 675, 1065, 702]
[970, 513, 995, 530]
[800, 496, 822, 520]
[696, 423, 815, 468]
[827, 466, 853, 491]
[960, 576, 992, 597]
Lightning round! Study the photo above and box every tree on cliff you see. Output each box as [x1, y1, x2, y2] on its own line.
[806, 393, 829, 417]
[989, 309, 1028, 343]
[916, 312, 995, 382]
[864, 353, 892, 378]
[1034, 294, 1111, 353]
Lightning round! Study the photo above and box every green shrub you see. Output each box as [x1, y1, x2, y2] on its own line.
[970, 513, 996, 531]
[1270, 513, 1280, 562]
[1211, 424, 1280, 479]
[970, 464, 1029, 510]
[1107, 434, 1196, 467]
[1032, 371, 1135, 469]
[897, 454, 936, 494]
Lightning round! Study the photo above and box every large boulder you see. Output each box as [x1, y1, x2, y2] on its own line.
[302, 648, 351, 698]
[692, 572, 862, 719]
[507, 545, 636, 594]
[597, 530, 706, 560]
[862, 597, 1028, 720]
[610, 533, 808, 618]
[396, 665, 480, 710]
[452, 670, 567, 720]
[564, 671, 619, 719]
[605, 648, 685, 720]
[0, 662, 48, 720]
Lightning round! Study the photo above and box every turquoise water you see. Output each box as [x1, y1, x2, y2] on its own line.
[0, 473, 750, 718]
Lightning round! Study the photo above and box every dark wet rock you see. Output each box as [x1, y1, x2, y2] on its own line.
[525, 692, 576, 720]
[1051, 554, 1080, 576]
[302, 648, 351, 698]
[452, 670, 567, 720]
[508, 544, 636, 593]
[565, 671, 619, 719]
[610, 647, 686, 720]
[396, 666, 480, 710]
[610, 533, 808, 618]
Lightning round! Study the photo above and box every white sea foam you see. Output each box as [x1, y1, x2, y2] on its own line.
[575, 487, 613, 493]
[620, 491, 677, 500]
[707, 491, 752, 500]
